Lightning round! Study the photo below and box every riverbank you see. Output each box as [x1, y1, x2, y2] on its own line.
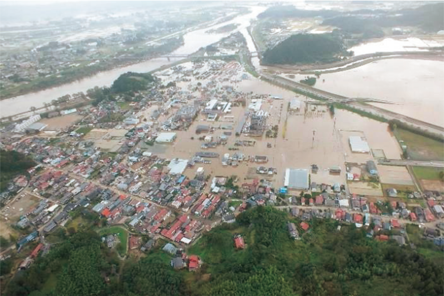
[0, 38, 184, 101]
[0, 9, 249, 101]
[260, 51, 444, 75]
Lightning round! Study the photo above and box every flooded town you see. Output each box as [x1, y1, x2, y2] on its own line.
[0, 1, 443, 296]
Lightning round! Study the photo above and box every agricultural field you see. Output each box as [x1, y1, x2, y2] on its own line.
[412, 166, 444, 192]
[395, 128, 444, 161]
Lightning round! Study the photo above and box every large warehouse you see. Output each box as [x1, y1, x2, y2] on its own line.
[349, 136, 370, 153]
[155, 132, 177, 143]
[284, 169, 309, 190]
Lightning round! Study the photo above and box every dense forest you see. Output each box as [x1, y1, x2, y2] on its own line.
[111, 72, 155, 94]
[262, 34, 348, 65]
[5, 206, 443, 296]
[0, 149, 36, 191]
[85, 71, 156, 106]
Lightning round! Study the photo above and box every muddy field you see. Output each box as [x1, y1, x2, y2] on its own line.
[378, 165, 415, 186]
[421, 180, 444, 192]
[85, 128, 127, 151]
[39, 114, 83, 130]
[348, 181, 383, 196]
[0, 192, 41, 223]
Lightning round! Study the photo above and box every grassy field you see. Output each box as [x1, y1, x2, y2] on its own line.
[117, 101, 132, 111]
[412, 167, 444, 180]
[395, 128, 444, 161]
[75, 126, 93, 136]
[66, 216, 93, 232]
[97, 226, 129, 256]
[228, 200, 243, 209]
[188, 226, 246, 268]
[418, 248, 444, 262]
[381, 183, 416, 198]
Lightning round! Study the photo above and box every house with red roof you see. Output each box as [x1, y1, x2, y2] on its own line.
[129, 236, 141, 250]
[424, 209, 435, 222]
[376, 235, 389, 241]
[30, 243, 43, 259]
[427, 199, 435, 207]
[353, 214, 363, 224]
[188, 255, 201, 271]
[409, 212, 417, 222]
[300, 222, 309, 231]
[335, 209, 345, 220]
[315, 195, 324, 205]
[234, 236, 245, 249]
[101, 208, 111, 218]
[391, 219, 400, 228]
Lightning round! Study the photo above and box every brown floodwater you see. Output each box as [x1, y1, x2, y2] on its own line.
[151, 68, 402, 189]
[282, 59, 444, 127]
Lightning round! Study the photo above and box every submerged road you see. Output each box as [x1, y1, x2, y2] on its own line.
[259, 73, 444, 137]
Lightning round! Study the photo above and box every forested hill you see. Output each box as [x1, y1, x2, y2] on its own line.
[323, 3, 444, 35]
[262, 34, 348, 65]
[6, 206, 443, 296]
[0, 150, 35, 191]
[111, 72, 155, 94]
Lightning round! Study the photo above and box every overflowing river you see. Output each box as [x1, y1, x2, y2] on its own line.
[0, 6, 265, 118]
[1, 5, 443, 130]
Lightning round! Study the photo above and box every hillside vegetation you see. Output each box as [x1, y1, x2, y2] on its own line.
[0, 150, 35, 191]
[7, 206, 444, 296]
[111, 72, 155, 94]
[262, 34, 348, 65]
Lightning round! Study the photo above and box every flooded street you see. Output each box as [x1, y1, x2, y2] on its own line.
[146, 64, 402, 189]
[283, 59, 444, 127]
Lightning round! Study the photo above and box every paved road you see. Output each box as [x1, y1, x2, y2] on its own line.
[379, 159, 444, 168]
[259, 73, 444, 137]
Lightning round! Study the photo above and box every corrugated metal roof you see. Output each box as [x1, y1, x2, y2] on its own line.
[284, 169, 309, 189]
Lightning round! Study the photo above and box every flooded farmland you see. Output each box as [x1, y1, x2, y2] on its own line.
[349, 37, 444, 56]
[283, 58, 444, 127]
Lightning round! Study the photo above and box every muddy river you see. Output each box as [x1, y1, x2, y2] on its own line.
[0, 6, 265, 118]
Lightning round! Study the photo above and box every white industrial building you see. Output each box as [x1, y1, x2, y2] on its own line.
[168, 158, 189, 175]
[248, 99, 262, 112]
[155, 132, 177, 143]
[289, 99, 302, 111]
[349, 136, 370, 153]
[284, 169, 309, 190]
[15, 115, 41, 132]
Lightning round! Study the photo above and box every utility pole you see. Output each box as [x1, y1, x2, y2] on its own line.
[312, 130, 315, 148]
